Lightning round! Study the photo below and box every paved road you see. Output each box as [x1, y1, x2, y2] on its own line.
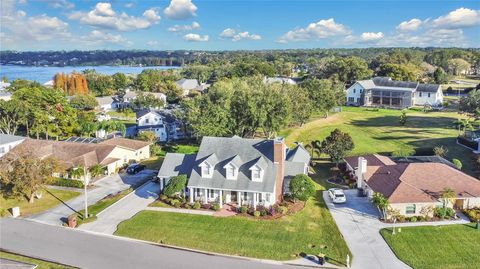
[324, 190, 411, 269]
[79, 181, 160, 234]
[0, 218, 309, 269]
[28, 170, 156, 225]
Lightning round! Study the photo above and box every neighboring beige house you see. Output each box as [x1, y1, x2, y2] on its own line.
[344, 154, 480, 217]
[11, 137, 150, 179]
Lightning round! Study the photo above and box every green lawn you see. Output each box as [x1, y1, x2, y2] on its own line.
[282, 106, 476, 176]
[0, 188, 80, 217]
[0, 251, 75, 269]
[380, 224, 480, 269]
[115, 176, 351, 264]
[140, 156, 164, 170]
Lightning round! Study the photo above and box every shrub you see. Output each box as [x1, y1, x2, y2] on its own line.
[159, 194, 168, 201]
[212, 203, 221, 211]
[289, 174, 315, 202]
[50, 178, 84, 188]
[409, 216, 417, 222]
[253, 211, 261, 218]
[435, 207, 455, 219]
[260, 208, 268, 216]
[279, 206, 288, 215]
[192, 201, 201, 209]
[464, 207, 480, 222]
[173, 200, 181, 208]
[162, 175, 187, 197]
[170, 199, 179, 206]
[452, 159, 463, 170]
[269, 206, 276, 216]
[184, 203, 192, 209]
[0, 208, 8, 217]
[202, 203, 211, 210]
[397, 215, 406, 222]
[239, 206, 248, 214]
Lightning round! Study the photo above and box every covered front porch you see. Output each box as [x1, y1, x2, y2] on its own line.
[187, 187, 274, 209]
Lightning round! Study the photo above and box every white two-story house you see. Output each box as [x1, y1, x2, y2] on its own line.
[136, 109, 187, 142]
[157, 136, 311, 208]
[346, 77, 443, 108]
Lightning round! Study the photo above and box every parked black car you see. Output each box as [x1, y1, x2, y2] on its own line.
[126, 164, 146, 174]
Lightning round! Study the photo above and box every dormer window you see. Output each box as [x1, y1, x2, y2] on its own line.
[199, 161, 213, 178]
[249, 165, 264, 182]
[224, 163, 238, 180]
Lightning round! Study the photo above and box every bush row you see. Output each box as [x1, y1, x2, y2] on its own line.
[50, 177, 84, 188]
[463, 207, 480, 222]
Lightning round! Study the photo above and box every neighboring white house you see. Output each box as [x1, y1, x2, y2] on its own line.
[344, 154, 480, 218]
[0, 134, 26, 158]
[176, 78, 199, 96]
[95, 96, 117, 111]
[136, 109, 187, 142]
[95, 91, 167, 111]
[263, 76, 297, 85]
[346, 77, 443, 108]
[157, 136, 311, 208]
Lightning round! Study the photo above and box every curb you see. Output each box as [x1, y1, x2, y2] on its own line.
[14, 217, 339, 269]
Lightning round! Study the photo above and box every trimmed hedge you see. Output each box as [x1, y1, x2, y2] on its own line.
[50, 178, 84, 188]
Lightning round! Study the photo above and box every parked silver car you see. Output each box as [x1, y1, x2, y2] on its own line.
[328, 188, 347, 204]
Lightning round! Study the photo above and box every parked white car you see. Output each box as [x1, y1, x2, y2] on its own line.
[328, 188, 347, 204]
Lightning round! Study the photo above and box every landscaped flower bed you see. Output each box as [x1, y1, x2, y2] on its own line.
[155, 194, 305, 219]
[463, 207, 480, 222]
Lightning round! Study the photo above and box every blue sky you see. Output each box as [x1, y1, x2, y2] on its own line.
[1, 0, 479, 50]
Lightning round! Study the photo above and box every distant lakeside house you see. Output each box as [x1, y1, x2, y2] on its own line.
[176, 78, 209, 96]
[344, 154, 480, 218]
[94, 91, 167, 112]
[135, 109, 190, 142]
[346, 77, 444, 108]
[157, 136, 311, 208]
[4, 136, 150, 179]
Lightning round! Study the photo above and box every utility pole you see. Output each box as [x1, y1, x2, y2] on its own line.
[84, 167, 89, 218]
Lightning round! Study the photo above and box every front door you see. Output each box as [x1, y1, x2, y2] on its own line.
[230, 191, 237, 204]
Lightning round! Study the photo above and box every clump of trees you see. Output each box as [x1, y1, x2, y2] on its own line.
[0, 145, 62, 203]
[54, 72, 89, 95]
[163, 175, 188, 197]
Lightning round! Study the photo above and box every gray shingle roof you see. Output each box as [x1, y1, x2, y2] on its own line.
[357, 77, 440, 93]
[416, 84, 441, 92]
[283, 162, 307, 193]
[286, 144, 311, 164]
[158, 153, 197, 178]
[187, 136, 277, 193]
[0, 134, 25, 145]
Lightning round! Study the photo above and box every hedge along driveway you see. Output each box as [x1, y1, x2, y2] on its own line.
[115, 181, 351, 264]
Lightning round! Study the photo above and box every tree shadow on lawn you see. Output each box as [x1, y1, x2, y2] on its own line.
[349, 115, 460, 129]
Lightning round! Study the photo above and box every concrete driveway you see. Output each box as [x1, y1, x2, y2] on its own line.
[324, 190, 411, 269]
[79, 181, 160, 234]
[28, 170, 157, 226]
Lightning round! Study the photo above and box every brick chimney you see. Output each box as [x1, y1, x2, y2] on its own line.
[274, 137, 286, 202]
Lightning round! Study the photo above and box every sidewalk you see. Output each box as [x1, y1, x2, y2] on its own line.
[145, 206, 215, 216]
[79, 181, 160, 234]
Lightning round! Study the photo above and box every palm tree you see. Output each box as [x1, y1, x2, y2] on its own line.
[70, 166, 85, 180]
[96, 121, 126, 137]
[453, 119, 473, 135]
[371, 192, 390, 220]
[89, 164, 104, 178]
[441, 187, 456, 209]
[305, 140, 322, 159]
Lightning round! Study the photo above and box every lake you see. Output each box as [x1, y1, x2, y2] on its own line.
[0, 65, 179, 84]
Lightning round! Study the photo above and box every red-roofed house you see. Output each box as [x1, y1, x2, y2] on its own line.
[344, 154, 480, 217]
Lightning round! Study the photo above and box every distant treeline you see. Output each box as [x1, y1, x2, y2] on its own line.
[1, 48, 479, 68]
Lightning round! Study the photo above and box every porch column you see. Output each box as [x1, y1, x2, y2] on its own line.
[253, 192, 257, 209]
[237, 191, 241, 206]
[189, 187, 193, 203]
[219, 190, 223, 208]
[204, 188, 208, 204]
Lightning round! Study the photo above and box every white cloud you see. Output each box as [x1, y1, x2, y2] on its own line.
[124, 2, 135, 8]
[69, 3, 160, 32]
[183, 33, 208, 42]
[82, 30, 127, 44]
[147, 40, 159, 46]
[432, 7, 480, 29]
[360, 32, 384, 41]
[47, 0, 75, 9]
[396, 18, 423, 32]
[219, 28, 262, 41]
[168, 21, 200, 32]
[164, 0, 197, 20]
[277, 18, 351, 43]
